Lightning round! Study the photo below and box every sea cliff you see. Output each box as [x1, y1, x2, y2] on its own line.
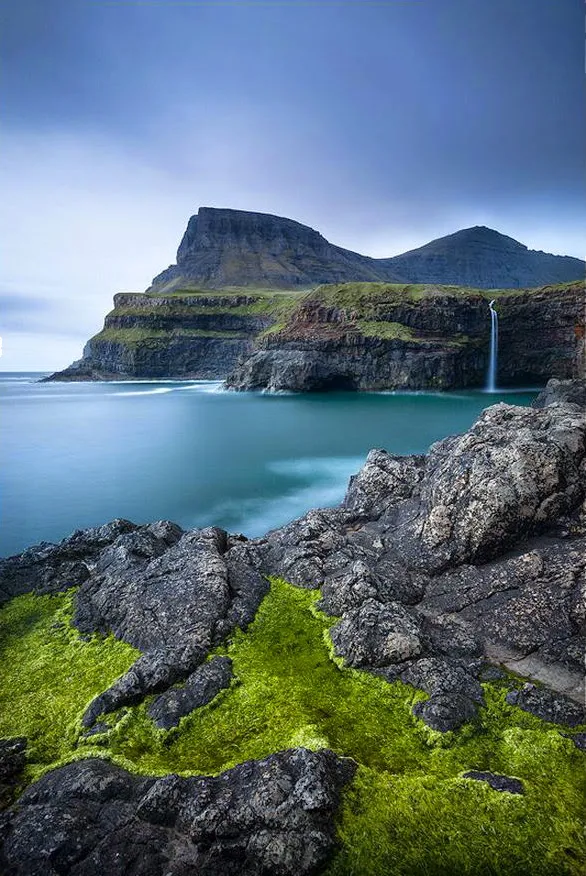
[46, 207, 585, 388]
[49, 281, 585, 390]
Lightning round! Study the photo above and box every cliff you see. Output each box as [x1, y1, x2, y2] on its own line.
[226, 281, 586, 391]
[1, 383, 586, 874]
[49, 289, 301, 380]
[47, 208, 585, 385]
[48, 281, 585, 388]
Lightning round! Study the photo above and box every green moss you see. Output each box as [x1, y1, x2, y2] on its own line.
[0, 591, 138, 782]
[311, 280, 580, 309]
[357, 320, 416, 341]
[92, 326, 247, 345]
[1, 583, 584, 873]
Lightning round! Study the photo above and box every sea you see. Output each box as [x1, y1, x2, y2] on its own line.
[0, 373, 538, 557]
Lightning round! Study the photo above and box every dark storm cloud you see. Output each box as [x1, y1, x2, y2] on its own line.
[2, 0, 582, 202]
[0, 0, 583, 368]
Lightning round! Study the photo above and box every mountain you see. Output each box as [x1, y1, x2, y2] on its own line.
[149, 207, 403, 291]
[149, 208, 584, 292]
[382, 225, 585, 289]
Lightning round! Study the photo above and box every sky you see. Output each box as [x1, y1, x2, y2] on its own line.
[1, 0, 584, 370]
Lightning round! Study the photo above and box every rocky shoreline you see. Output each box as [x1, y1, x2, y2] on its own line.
[1, 378, 585, 874]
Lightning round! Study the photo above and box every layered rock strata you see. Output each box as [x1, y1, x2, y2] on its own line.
[48, 281, 585, 388]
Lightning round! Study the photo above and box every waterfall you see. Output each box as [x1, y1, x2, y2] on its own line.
[486, 299, 498, 392]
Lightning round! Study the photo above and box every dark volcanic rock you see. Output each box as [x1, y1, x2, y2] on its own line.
[0, 739, 26, 811]
[409, 401, 586, 570]
[0, 522, 267, 729]
[256, 395, 586, 730]
[343, 450, 425, 517]
[330, 598, 424, 668]
[505, 684, 586, 727]
[77, 527, 267, 727]
[148, 656, 233, 730]
[413, 693, 479, 732]
[463, 771, 524, 794]
[0, 519, 140, 606]
[533, 377, 586, 410]
[1, 750, 355, 876]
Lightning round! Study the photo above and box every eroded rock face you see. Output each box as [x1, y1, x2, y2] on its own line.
[413, 401, 586, 569]
[148, 656, 233, 730]
[0, 750, 355, 876]
[532, 377, 586, 410]
[0, 522, 267, 730]
[255, 393, 586, 731]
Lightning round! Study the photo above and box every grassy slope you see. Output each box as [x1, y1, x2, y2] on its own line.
[1, 582, 584, 874]
[92, 282, 578, 350]
[92, 326, 248, 344]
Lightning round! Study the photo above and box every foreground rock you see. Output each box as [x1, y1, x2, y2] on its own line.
[0, 522, 267, 729]
[254, 386, 586, 730]
[0, 749, 355, 876]
[1, 381, 585, 874]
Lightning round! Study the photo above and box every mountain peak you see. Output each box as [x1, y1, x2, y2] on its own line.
[149, 208, 584, 292]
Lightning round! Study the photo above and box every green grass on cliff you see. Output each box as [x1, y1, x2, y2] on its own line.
[92, 326, 248, 345]
[311, 280, 579, 308]
[1, 582, 584, 874]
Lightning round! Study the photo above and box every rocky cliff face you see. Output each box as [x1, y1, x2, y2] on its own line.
[48, 281, 584, 388]
[149, 208, 584, 292]
[48, 290, 297, 380]
[150, 207, 402, 292]
[226, 281, 585, 392]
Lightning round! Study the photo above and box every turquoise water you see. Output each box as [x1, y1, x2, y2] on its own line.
[0, 373, 538, 557]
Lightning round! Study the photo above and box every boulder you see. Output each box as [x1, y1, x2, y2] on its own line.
[1, 750, 355, 876]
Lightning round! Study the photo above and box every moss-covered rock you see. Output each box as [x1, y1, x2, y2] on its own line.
[1, 581, 584, 873]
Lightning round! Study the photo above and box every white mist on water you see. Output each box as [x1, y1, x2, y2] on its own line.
[486, 299, 499, 392]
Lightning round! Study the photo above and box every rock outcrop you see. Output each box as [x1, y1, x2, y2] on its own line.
[1, 380, 585, 872]
[1, 750, 355, 876]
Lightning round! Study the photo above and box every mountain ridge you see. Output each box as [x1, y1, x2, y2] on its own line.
[149, 207, 584, 292]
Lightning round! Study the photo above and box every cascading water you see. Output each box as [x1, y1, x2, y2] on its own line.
[486, 299, 499, 392]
